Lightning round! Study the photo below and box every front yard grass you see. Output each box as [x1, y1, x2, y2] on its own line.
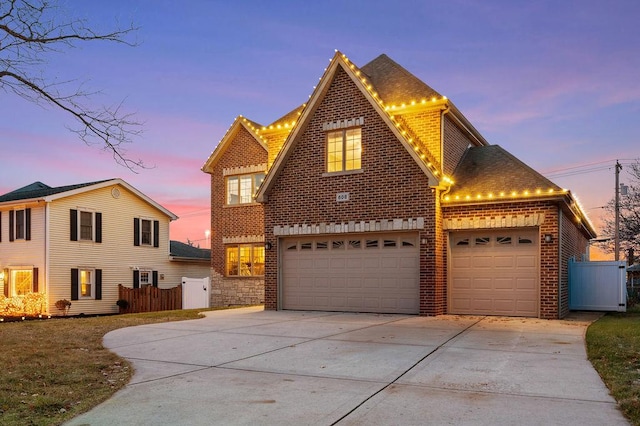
[586, 304, 640, 425]
[0, 309, 222, 426]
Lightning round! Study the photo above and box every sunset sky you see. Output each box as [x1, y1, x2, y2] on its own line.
[1, 1, 638, 252]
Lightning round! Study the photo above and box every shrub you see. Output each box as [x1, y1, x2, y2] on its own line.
[55, 299, 72, 316]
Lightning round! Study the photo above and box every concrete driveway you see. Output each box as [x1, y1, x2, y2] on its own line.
[67, 307, 628, 425]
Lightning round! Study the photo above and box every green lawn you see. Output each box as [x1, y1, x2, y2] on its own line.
[586, 304, 640, 426]
[0, 309, 224, 426]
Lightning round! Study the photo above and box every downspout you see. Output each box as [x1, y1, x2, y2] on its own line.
[558, 205, 563, 319]
[45, 201, 50, 314]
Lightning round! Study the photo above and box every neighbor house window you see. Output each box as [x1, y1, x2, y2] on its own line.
[139, 270, 151, 286]
[10, 208, 31, 241]
[327, 128, 361, 172]
[226, 244, 265, 276]
[226, 173, 265, 205]
[70, 209, 102, 243]
[80, 269, 94, 298]
[11, 269, 32, 296]
[134, 218, 159, 247]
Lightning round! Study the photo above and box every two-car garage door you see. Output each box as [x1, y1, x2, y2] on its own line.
[449, 229, 539, 317]
[281, 233, 419, 314]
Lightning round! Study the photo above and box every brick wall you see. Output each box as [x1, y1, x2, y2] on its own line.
[209, 126, 268, 306]
[397, 109, 442, 171]
[263, 65, 439, 313]
[559, 208, 589, 318]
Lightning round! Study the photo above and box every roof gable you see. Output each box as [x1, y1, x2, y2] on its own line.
[0, 178, 177, 220]
[257, 51, 443, 202]
[202, 117, 268, 173]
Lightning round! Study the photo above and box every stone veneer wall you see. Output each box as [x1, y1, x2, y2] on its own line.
[210, 269, 264, 307]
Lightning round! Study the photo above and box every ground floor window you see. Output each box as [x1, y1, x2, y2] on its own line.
[80, 269, 94, 298]
[226, 244, 265, 276]
[11, 269, 32, 296]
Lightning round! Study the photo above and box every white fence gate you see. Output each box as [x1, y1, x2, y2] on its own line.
[569, 260, 626, 312]
[182, 277, 210, 310]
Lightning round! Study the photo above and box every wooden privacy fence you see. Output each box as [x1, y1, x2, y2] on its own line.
[118, 284, 182, 313]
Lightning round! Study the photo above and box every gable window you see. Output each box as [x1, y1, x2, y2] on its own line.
[226, 173, 265, 205]
[134, 218, 160, 247]
[327, 128, 361, 173]
[226, 244, 265, 276]
[9, 208, 31, 241]
[70, 209, 102, 242]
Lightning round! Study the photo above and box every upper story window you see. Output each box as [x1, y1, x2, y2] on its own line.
[9, 208, 31, 241]
[134, 218, 159, 248]
[70, 209, 102, 243]
[226, 173, 265, 205]
[327, 128, 361, 173]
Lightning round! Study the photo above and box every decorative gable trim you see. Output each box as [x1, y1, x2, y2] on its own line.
[223, 164, 267, 177]
[222, 235, 265, 244]
[322, 117, 364, 131]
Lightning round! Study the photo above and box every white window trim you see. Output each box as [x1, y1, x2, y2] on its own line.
[79, 268, 95, 299]
[140, 218, 153, 246]
[78, 210, 95, 242]
[14, 208, 26, 240]
[139, 269, 152, 287]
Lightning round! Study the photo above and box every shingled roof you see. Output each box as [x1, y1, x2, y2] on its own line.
[170, 240, 210, 260]
[447, 145, 562, 201]
[0, 180, 111, 203]
[360, 54, 442, 105]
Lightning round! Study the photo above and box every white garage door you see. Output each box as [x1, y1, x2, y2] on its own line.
[282, 233, 419, 314]
[449, 229, 538, 317]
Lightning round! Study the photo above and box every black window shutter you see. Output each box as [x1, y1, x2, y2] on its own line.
[153, 220, 160, 248]
[95, 212, 102, 243]
[133, 218, 140, 246]
[152, 271, 158, 287]
[25, 208, 31, 241]
[9, 210, 14, 242]
[133, 270, 140, 289]
[32, 267, 39, 293]
[3, 268, 8, 297]
[71, 268, 79, 300]
[95, 269, 102, 300]
[70, 209, 78, 241]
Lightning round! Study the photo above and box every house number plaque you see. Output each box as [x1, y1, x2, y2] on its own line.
[336, 192, 350, 202]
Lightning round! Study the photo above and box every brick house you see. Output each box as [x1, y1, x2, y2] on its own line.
[203, 51, 595, 319]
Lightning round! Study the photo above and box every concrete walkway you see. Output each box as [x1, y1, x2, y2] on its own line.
[66, 307, 628, 425]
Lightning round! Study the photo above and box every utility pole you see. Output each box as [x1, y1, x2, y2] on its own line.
[615, 160, 622, 261]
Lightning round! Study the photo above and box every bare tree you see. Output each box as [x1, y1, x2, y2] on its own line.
[599, 160, 640, 258]
[0, 0, 143, 170]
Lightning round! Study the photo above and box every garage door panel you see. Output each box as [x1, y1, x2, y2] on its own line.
[283, 233, 419, 314]
[516, 255, 536, 268]
[494, 256, 514, 268]
[450, 229, 538, 317]
[473, 256, 494, 268]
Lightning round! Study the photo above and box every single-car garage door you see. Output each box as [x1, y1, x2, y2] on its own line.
[449, 229, 539, 317]
[282, 233, 419, 314]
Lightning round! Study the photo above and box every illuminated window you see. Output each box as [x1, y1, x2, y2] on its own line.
[226, 173, 265, 205]
[327, 128, 361, 172]
[80, 269, 94, 298]
[226, 244, 265, 276]
[11, 269, 32, 296]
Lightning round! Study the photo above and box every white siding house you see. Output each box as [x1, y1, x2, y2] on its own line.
[0, 179, 187, 316]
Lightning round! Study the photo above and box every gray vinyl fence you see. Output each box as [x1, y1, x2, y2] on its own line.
[568, 260, 626, 312]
